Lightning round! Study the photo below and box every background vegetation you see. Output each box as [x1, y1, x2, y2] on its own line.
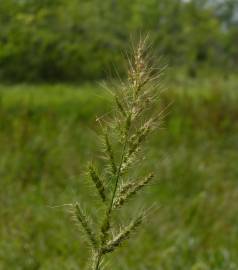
[0, 0, 238, 269]
[0, 76, 238, 269]
[0, 0, 238, 82]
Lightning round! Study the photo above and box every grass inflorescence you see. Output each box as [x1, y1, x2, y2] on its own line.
[70, 37, 162, 269]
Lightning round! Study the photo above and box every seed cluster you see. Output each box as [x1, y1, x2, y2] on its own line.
[71, 37, 161, 270]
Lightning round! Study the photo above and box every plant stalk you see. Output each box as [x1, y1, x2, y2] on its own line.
[94, 128, 130, 270]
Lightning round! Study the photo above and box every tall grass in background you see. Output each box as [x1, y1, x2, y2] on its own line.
[0, 67, 238, 269]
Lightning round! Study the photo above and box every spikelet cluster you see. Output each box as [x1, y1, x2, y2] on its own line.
[102, 214, 143, 254]
[74, 203, 98, 250]
[113, 173, 154, 209]
[70, 37, 162, 270]
[89, 164, 107, 202]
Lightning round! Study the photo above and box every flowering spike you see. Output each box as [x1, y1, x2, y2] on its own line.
[89, 165, 107, 202]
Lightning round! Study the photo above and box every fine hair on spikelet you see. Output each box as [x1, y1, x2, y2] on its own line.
[69, 36, 163, 270]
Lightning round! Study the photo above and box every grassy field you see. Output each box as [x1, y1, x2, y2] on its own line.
[0, 76, 238, 270]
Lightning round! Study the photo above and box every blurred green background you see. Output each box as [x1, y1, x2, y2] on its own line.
[0, 0, 238, 81]
[0, 1, 238, 270]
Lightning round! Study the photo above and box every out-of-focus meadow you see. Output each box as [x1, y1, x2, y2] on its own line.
[1, 77, 238, 269]
[0, 0, 238, 269]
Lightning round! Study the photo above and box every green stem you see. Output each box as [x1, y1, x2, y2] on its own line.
[109, 136, 128, 214]
[93, 251, 102, 270]
[94, 128, 130, 270]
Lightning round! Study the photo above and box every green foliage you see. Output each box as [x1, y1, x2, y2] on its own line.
[0, 0, 237, 82]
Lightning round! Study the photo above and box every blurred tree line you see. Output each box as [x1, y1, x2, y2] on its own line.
[0, 0, 237, 82]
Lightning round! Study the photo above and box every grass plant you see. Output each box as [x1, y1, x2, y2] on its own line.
[70, 38, 161, 269]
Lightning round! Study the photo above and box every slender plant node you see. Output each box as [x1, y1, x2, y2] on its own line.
[70, 37, 162, 270]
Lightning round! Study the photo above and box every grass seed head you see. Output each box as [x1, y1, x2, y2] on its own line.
[89, 164, 107, 202]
